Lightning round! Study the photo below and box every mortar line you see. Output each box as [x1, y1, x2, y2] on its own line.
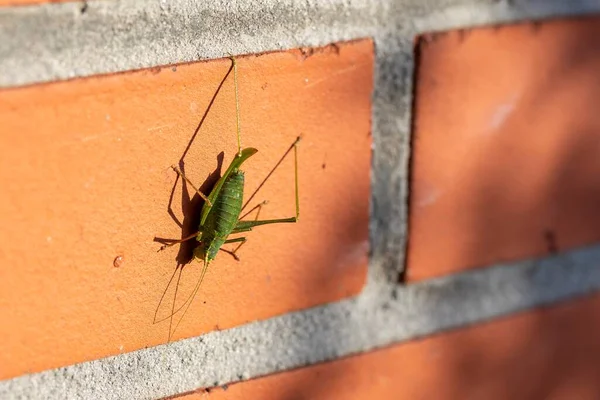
[1, 1, 600, 399]
[2, 244, 600, 399]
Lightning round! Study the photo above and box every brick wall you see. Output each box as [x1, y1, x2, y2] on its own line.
[1, 1, 600, 399]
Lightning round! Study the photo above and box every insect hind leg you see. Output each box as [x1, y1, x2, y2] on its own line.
[239, 200, 268, 221]
[232, 136, 301, 232]
[241, 136, 301, 220]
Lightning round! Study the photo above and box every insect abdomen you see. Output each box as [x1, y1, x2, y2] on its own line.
[212, 170, 244, 236]
[200, 170, 245, 261]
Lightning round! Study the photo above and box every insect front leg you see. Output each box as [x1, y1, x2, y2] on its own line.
[171, 165, 212, 207]
[157, 231, 201, 252]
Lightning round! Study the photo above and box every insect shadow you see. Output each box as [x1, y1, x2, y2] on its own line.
[152, 61, 234, 327]
[154, 153, 224, 265]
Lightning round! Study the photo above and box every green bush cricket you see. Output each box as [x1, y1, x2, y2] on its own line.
[156, 56, 301, 341]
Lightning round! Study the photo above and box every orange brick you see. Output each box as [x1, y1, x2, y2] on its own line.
[0, 40, 372, 379]
[407, 17, 600, 281]
[184, 293, 600, 400]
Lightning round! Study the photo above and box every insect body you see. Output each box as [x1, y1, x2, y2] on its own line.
[157, 57, 300, 340]
[200, 163, 248, 263]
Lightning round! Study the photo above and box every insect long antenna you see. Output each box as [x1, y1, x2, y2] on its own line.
[231, 56, 242, 157]
[170, 258, 211, 340]
[153, 264, 181, 324]
[153, 262, 207, 323]
[167, 266, 184, 342]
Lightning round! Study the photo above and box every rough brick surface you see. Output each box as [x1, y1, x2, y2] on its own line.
[185, 294, 600, 399]
[407, 17, 600, 281]
[0, 40, 372, 379]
